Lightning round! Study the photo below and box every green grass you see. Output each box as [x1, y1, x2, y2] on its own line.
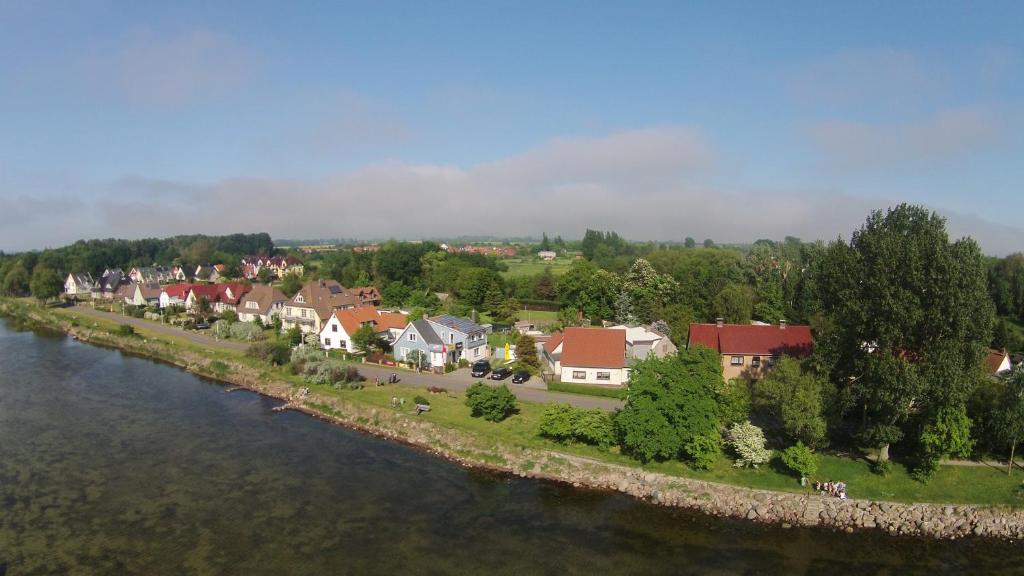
[516, 309, 558, 324]
[500, 258, 574, 279]
[547, 381, 628, 399]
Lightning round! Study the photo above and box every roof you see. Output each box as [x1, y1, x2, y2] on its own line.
[559, 327, 626, 369]
[289, 280, 361, 319]
[609, 324, 663, 344]
[986, 349, 1010, 375]
[688, 323, 813, 356]
[69, 272, 94, 286]
[543, 331, 564, 354]
[162, 283, 196, 299]
[430, 314, 485, 335]
[238, 284, 287, 315]
[138, 283, 162, 299]
[216, 283, 251, 305]
[410, 319, 443, 346]
[329, 306, 408, 337]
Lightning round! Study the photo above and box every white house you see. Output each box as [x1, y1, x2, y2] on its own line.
[64, 272, 95, 296]
[609, 324, 678, 361]
[546, 327, 629, 386]
[320, 306, 408, 353]
[237, 284, 288, 325]
[538, 250, 557, 261]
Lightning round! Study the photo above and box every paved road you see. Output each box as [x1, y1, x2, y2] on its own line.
[66, 304, 624, 410]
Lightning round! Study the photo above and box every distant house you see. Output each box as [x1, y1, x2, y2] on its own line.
[538, 250, 557, 261]
[182, 283, 250, 313]
[64, 272, 95, 296]
[194, 264, 226, 283]
[241, 255, 304, 280]
[986, 349, 1012, 378]
[320, 306, 408, 353]
[281, 279, 363, 334]
[126, 283, 162, 307]
[91, 269, 128, 300]
[544, 327, 629, 385]
[159, 283, 194, 309]
[237, 284, 288, 325]
[129, 266, 173, 284]
[393, 315, 489, 368]
[170, 266, 192, 281]
[609, 324, 678, 361]
[344, 286, 382, 307]
[687, 320, 813, 381]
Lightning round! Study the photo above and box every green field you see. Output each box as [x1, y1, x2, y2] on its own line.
[500, 258, 574, 279]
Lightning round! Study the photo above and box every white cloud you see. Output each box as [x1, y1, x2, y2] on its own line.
[2, 127, 1021, 256]
[788, 48, 938, 108]
[83, 28, 257, 106]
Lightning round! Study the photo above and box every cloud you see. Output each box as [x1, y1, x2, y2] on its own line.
[83, 28, 257, 106]
[2, 127, 1022, 256]
[788, 48, 938, 108]
[807, 107, 1004, 172]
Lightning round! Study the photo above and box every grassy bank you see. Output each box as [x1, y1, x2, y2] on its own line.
[4, 297, 1024, 509]
[548, 381, 628, 399]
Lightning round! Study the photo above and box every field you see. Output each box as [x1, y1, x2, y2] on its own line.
[500, 257, 574, 279]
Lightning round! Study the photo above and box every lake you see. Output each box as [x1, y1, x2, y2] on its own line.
[1, 318, 1022, 575]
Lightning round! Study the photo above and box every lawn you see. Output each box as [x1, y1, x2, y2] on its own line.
[500, 258, 574, 279]
[547, 381, 627, 399]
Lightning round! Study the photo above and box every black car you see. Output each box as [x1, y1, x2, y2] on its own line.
[470, 361, 491, 377]
[511, 370, 530, 384]
[489, 367, 513, 380]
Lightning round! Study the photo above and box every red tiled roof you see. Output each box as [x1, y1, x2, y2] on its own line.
[163, 283, 196, 299]
[688, 323, 813, 356]
[330, 306, 407, 336]
[559, 327, 626, 369]
[543, 331, 564, 354]
[986, 349, 1010, 375]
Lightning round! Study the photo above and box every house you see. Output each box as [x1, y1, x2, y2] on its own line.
[687, 319, 813, 381]
[241, 255, 304, 280]
[544, 327, 629, 385]
[159, 283, 195, 309]
[237, 284, 288, 325]
[538, 250, 557, 261]
[183, 283, 251, 313]
[319, 306, 408, 353]
[126, 283, 162, 307]
[64, 272, 95, 296]
[281, 279, 363, 334]
[170, 265, 192, 281]
[986, 349, 1012, 378]
[344, 286, 381, 307]
[392, 315, 490, 368]
[514, 320, 535, 334]
[91, 269, 128, 300]
[194, 264, 226, 282]
[128, 266, 173, 284]
[609, 324, 678, 361]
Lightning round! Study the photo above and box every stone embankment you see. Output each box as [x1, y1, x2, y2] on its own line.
[4, 299, 1024, 540]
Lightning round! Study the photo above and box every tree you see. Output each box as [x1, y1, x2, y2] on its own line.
[279, 274, 304, 298]
[712, 283, 753, 324]
[352, 324, 385, 354]
[2, 262, 30, 296]
[539, 232, 551, 252]
[256, 267, 272, 284]
[752, 357, 829, 448]
[818, 204, 994, 463]
[465, 383, 517, 422]
[703, 238, 714, 248]
[993, 318, 1010, 350]
[996, 366, 1024, 475]
[618, 258, 679, 324]
[29, 266, 63, 304]
[725, 421, 772, 468]
[917, 405, 974, 478]
[195, 296, 213, 321]
[780, 442, 818, 481]
[684, 237, 696, 249]
[516, 333, 540, 371]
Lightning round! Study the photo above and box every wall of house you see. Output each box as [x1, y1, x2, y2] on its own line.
[320, 320, 354, 352]
[720, 354, 776, 381]
[559, 365, 628, 386]
[393, 328, 433, 365]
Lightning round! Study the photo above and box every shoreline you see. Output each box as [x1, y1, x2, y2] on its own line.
[3, 300, 1023, 541]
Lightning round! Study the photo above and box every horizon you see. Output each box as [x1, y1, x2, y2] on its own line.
[2, 2, 1022, 255]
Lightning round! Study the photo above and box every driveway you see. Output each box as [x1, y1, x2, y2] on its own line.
[67, 303, 624, 410]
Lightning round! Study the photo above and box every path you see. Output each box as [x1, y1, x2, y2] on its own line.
[66, 304, 623, 410]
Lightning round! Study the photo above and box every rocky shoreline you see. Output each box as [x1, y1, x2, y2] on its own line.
[3, 300, 1023, 541]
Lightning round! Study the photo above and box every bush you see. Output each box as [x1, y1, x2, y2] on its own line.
[725, 421, 772, 468]
[247, 340, 291, 365]
[539, 404, 614, 447]
[221, 310, 238, 323]
[413, 395, 430, 406]
[212, 320, 232, 339]
[780, 442, 818, 480]
[116, 324, 135, 337]
[458, 358, 469, 368]
[684, 435, 719, 470]
[465, 382, 517, 422]
[229, 321, 265, 342]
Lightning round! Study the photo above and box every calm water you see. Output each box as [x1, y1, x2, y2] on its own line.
[1, 320, 1023, 575]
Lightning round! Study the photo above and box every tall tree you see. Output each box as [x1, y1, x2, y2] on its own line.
[29, 267, 63, 305]
[818, 204, 994, 463]
[712, 284, 754, 324]
[2, 262, 30, 296]
[539, 233, 551, 252]
[996, 367, 1024, 475]
[753, 357, 830, 448]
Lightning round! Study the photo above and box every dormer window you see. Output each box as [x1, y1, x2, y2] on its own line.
[295, 294, 305, 303]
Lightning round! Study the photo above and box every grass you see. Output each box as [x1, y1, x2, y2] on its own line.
[7, 296, 1024, 508]
[547, 381, 628, 399]
[500, 258, 574, 279]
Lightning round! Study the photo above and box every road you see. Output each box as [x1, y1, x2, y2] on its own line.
[66, 304, 624, 410]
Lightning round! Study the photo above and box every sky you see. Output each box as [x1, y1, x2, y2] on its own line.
[1, 1, 1022, 254]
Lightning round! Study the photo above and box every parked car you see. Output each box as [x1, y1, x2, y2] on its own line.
[490, 367, 513, 380]
[512, 370, 530, 384]
[471, 360, 491, 377]
[194, 321, 210, 330]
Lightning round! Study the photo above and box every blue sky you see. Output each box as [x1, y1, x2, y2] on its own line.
[1, 1, 1022, 253]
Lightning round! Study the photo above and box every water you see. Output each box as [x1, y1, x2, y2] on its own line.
[1, 320, 1022, 575]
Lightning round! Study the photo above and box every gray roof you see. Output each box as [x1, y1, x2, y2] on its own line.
[431, 314, 485, 335]
[411, 319, 444, 346]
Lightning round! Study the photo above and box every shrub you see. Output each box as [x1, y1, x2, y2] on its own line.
[212, 320, 232, 339]
[458, 358, 469, 368]
[725, 421, 772, 468]
[247, 340, 291, 365]
[541, 404, 615, 448]
[116, 324, 135, 337]
[465, 382, 517, 422]
[413, 395, 430, 406]
[221, 310, 238, 323]
[684, 435, 719, 470]
[780, 442, 818, 480]
[290, 346, 326, 374]
[229, 321, 265, 342]
[539, 404, 576, 442]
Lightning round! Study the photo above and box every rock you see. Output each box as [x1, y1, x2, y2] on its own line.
[746, 509, 758, 520]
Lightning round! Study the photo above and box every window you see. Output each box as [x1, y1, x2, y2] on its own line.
[408, 333, 417, 342]
[400, 347, 408, 359]
[339, 341, 346, 349]
[752, 356, 761, 367]
[286, 307, 293, 316]
[573, 371, 586, 380]
[730, 356, 744, 366]
[332, 324, 338, 332]
[247, 301, 258, 309]
[768, 355, 779, 366]
[596, 372, 611, 381]
[300, 309, 307, 318]
[295, 294, 305, 303]
[324, 338, 331, 347]
[449, 333, 455, 343]
[474, 348, 480, 357]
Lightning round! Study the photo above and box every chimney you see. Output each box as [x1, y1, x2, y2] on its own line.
[779, 319, 787, 330]
[715, 317, 724, 328]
